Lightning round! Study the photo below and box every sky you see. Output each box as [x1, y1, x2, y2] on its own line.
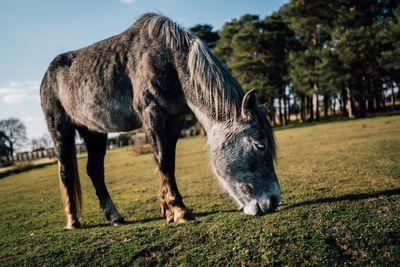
[0, 0, 288, 140]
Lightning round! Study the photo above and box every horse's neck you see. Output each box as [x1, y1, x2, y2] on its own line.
[186, 100, 235, 147]
[177, 39, 243, 133]
[186, 102, 214, 135]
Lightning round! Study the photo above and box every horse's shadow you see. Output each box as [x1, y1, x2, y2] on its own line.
[281, 188, 400, 210]
[82, 216, 165, 229]
[81, 209, 239, 229]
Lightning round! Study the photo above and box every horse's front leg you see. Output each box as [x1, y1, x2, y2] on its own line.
[142, 106, 193, 223]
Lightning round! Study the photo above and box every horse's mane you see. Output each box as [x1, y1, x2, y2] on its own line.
[135, 13, 244, 120]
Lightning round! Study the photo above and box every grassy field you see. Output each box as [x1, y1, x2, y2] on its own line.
[1, 115, 399, 266]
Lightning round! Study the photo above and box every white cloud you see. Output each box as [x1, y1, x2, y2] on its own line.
[0, 81, 40, 104]
[120, 0, 137, 4]
[3, 94, 31, 104]
[0, 81, 46, 139]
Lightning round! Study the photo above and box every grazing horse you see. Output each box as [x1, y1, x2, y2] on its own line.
[40, 13, 281, 229]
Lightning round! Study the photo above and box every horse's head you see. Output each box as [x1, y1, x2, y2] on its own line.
[209, 89, 281, 215]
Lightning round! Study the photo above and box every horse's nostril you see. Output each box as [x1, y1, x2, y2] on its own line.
[255, 202, 263, 216]
[243, 200, 263, 216]
[269, 195, 280, 211]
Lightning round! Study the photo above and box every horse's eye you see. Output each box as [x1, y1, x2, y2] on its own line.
[254, 143, 265, 151]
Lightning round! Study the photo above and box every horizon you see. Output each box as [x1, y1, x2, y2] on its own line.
[0, 0, 288, 141]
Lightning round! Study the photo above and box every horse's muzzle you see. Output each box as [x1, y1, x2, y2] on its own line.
[243, 194, 280, 216]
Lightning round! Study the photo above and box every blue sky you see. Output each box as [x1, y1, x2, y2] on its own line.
[0, 0, 287, 140]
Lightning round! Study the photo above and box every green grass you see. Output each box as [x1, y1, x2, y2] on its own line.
[1, 115, 399, 266]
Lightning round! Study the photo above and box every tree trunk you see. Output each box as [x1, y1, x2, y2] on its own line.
[9, 142, 14, 162]
[312, 94, 319, 121]
[308, 95, 314, 122]
[313, 83, 320, 121]
[391, 82, 396, 108]
[398, 81, 400, 99]
[374, 83, 381, 112]
[286, 91, 291, 123]
[294, 94, 299, 121]
[357, 85, 367, 118]
[333, 96, 337, 116]
[341, 87, 348, 117]
[278, 96, 283, 126]
[323, 94, 329, 119]
[283, 90, 288, 126]
[347, 88, 354, 118]
[368, 95, 375, 113]
[301, 94, 306, 122]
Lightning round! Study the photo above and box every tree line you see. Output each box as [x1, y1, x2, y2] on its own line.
[190, 0, 399, 125]
[0, 118, 51, 163]
[1, 1, 399, 162]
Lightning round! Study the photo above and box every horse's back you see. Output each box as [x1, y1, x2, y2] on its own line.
[41, 16, 189, 134]
[41, 31, 141, 133]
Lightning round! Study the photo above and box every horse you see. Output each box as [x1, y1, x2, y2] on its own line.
[40, 13, 281, 229]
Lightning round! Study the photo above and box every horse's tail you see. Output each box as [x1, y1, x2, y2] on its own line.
[71, 148, 82, 215]
[59, 146, 82, 216]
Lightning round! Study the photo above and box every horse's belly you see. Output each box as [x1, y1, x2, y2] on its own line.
[77, 102, 140, 133]
[61, 88, 141, 133]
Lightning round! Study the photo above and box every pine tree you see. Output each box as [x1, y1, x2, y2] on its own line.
[214, 15, 259, 64]
[189, 24, 219, 49]
[282, 0, 336, 121]
[215, 13, 296, 125]
[377, 5, 400, 108]
[332, 0, 398, 116]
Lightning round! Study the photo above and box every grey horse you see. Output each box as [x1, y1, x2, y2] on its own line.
[40, 13, 281, 229]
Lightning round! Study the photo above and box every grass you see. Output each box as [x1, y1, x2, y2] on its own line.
[1, 115, 399, 266]
[0, 158, 57, 179]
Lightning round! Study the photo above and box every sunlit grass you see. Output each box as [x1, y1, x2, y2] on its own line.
[1, 115, 399, 265]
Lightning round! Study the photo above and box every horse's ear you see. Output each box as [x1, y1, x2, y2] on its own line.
[241, 89, 257, 120]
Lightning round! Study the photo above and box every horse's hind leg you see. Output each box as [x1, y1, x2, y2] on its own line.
[77, 127, 124, 225]
[47, 121, 82, 229]
[142, 109, 193, 223]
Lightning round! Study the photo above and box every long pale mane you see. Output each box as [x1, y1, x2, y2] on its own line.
[136, 13, 244, 120]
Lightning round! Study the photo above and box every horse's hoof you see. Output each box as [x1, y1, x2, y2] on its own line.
[165, 207, 195, 224]
[178, 208, 195, 223]
[66, 221, 81, 230]
[111, 217, 125, 226]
